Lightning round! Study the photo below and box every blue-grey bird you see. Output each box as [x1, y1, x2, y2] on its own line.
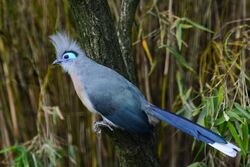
[50, 32, 240, 157]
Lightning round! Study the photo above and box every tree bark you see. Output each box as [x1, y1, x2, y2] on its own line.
[69, 0, 128, 78]
[69, 0, 161, 166]
[117, 0, 139, 84]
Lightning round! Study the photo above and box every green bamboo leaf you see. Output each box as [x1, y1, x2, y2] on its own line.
[217, 86, 223, 105]
[21, 151, 30, 167]
[176, 72, 183, 96]
[227, 122, 245, 155]
[0, 145, 17, 154]
[68, 145, 77, 164]
[227, 110, 244, 123]
[234, 103, 250, 120]
[183, 17, 213, 33]
[172, 18, 181, 29]
[32, 154, 39, 167]
[137, 20, 143, 40]
[214, 116, 225, 126]
[148, 57, 158, 76]
[185, 88, 192, 100]
[196, 100, 208, 126]
[180, 23, 193, 29]
[160, 45, 195, 72]
[187, 162, 201, 167]
[209, 97, 215, 117]
[241, 121, 248, 153]
[176, 23, 183, 50]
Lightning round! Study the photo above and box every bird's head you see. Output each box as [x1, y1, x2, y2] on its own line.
[50, 32, 85, 73]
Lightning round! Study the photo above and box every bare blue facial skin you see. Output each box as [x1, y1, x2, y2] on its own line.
[62, 51, 78, 61]
[52, 51, 78, 65]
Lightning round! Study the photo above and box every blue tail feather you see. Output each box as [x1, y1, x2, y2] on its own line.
[149, 105, 226, 144]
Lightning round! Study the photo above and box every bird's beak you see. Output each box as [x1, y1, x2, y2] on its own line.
[52, 59, 62, 65]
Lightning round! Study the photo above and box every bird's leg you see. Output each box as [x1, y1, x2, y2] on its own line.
[93, 120, 114, 134]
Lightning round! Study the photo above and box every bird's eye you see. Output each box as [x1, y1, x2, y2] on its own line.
[64, 54, 69, 59]
[62, 51, 78, 61]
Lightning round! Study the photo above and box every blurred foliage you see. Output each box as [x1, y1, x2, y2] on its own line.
[0, 0, 249, 167]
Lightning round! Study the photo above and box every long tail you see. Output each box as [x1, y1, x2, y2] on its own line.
[148, 105, 240, 157]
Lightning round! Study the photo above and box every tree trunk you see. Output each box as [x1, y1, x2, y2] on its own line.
[69, 0, 161, 166]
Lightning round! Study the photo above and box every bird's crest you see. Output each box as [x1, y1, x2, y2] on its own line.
[50, 32, 82, 58]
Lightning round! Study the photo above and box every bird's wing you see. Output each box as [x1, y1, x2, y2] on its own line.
[85, 75, 152, 134]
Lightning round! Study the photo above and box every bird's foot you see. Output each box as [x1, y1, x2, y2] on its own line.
[93, 120, 114, 135]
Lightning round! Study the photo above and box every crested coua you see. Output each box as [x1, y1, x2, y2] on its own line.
[50, 32, 240, 157]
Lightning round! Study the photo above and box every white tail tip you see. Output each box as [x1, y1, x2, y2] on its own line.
[209, 142, 241, 157]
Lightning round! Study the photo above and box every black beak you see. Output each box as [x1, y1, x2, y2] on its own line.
[52, 59, 62, 65]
